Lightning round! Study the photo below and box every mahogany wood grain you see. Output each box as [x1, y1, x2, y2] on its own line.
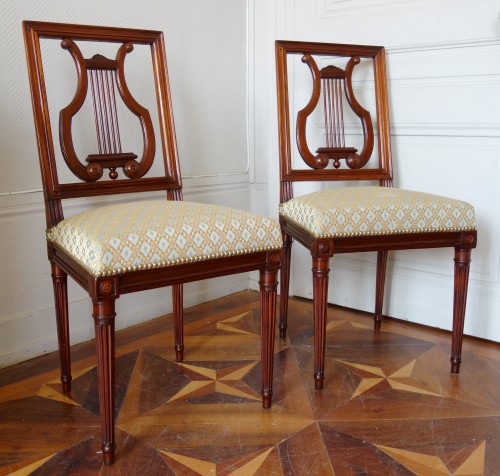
[259, 265, 279, 408]
[279, 232, 293, 339]
[374, 250, 388, 330]
[173, 284, 184, 361]
[451, 246, 473, 373]
[312, 255, 330, 390]
[51, 263, 72, 393]
[93, 299, 116, 465]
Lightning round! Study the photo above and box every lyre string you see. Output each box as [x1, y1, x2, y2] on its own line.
[89, 68, 123, 155]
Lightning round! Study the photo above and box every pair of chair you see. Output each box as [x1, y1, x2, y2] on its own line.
[23, 21, 476, 465]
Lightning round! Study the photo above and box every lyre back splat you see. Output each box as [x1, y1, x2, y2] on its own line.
[60, 38, 155, 181]
[296, 53, 374, 170]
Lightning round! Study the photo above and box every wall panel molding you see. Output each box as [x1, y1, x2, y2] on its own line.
[387, 37, 500, 54]
[321, 0, 463, 18]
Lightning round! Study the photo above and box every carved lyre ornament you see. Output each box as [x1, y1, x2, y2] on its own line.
[59, 39, 155, 181]
[296, 54, 374, 170]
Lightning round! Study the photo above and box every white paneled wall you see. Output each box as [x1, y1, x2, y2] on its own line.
[249, 0, 500, 340]
[0, 0, 249, 367]
[2, 0, 499, 368]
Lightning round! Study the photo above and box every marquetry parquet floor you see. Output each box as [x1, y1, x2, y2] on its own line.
[1, 291, 500, 475]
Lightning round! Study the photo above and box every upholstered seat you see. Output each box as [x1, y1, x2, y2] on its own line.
[48, 200, 282, 277]
[279, 186, 475, 239]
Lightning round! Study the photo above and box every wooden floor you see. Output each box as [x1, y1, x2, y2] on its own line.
[1, 291, 500, 475]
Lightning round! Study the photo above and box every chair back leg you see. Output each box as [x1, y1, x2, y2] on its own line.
[51, 263, 72, 393]
[172, 284, 184, 361]
[279, 232, 293, 338]
[374, 250, 388, 330]
[451, 246, 472, 373]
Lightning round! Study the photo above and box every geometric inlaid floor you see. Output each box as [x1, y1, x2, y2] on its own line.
[1, 291, 500, 475]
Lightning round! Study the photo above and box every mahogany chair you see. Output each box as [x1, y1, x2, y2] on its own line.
[275, 40, 477, 390]
[23, 20, 281, 465]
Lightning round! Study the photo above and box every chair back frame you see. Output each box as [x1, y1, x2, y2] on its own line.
[23, 21, 281, 465]
[23, 21, 183, 229]
[275, 40, 393, 203]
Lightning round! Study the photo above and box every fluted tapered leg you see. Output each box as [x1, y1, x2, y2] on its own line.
[451, 247, 472, 374]
[312, 255, 330, 390]
[51, 263, 71, 393]
[279, 232, 292, 338]
[260, 267, 278, 409]
[93, 299, 116, 465]
[173, 284, 184, 361]
[374, 250, 388, 330]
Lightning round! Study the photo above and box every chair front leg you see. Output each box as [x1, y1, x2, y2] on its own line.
[93, 298, 116, 465]
[451, 246, 472, 374]
[51, 263, 71, 393]
[173, 284, 184, 361]
[279, 232, 293, 338]
[374, 250, 388, 330]
[260, 263, 279, 409]
[312, 252, 330, 390]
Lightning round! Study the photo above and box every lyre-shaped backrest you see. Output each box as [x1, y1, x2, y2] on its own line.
[59, 40, 156, 182]
[275, 40, 393, 202]
[297, 55, 374, 170]
[23, 21, 182, 228]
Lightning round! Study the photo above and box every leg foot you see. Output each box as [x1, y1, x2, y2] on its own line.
[450, 357, 461, 374]
[314, 372, 324, 390]
[175, 344, 184, 362]
[262, 389, 273, 409]
[279, 321, 287, 339]
[102, 442, 116, 465]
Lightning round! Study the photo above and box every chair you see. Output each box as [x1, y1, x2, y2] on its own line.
[275, 40, 476, 390]
[22, 20, 281, 465]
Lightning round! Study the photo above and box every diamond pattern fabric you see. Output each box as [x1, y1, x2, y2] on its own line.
[279, 186, 475, 238]
[47, 200, 282, 277]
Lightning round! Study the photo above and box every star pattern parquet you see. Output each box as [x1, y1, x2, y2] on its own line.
[1, 291, 500, 475]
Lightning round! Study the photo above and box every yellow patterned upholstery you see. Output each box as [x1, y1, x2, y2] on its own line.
[47, 200, 282, 277]
[279, 186, 475, 238]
